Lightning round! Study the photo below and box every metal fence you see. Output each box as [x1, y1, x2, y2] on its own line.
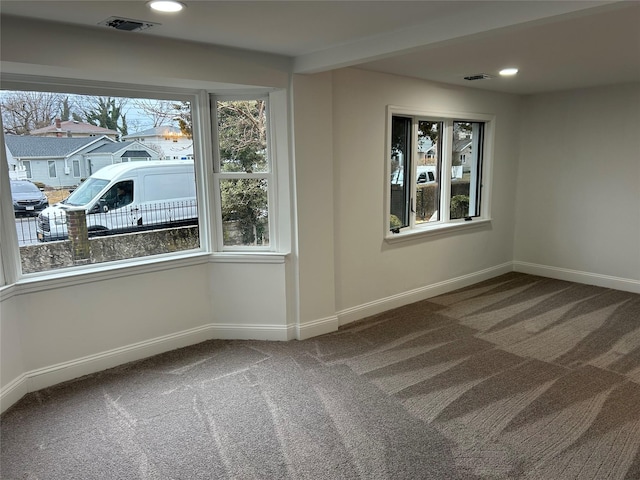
[15, 201, 199, 245]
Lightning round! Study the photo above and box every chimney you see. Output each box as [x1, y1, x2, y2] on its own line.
[55, 118, 62, 137]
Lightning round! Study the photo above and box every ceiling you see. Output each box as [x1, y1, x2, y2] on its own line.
[1, 0, 639, 95]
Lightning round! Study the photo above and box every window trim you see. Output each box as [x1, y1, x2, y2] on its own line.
[48, 160, 57, 178]
[72, 159, 81, 178]
[211, 94, 275, 252]
[23, 160, 32, 179]
[385, 105, 494, 242]
[1, 77, 208, 282]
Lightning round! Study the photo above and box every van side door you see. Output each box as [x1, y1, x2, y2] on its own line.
[138, 170, 197, 229]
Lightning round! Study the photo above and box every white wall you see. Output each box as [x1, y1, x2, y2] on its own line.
[330, 68, 522, 320]
[0, 294, 25, 407]
[292, 72, 339, 337]
[514, 83, 640, 291]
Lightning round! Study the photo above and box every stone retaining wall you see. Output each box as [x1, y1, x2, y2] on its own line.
[20, 226, 200, 274]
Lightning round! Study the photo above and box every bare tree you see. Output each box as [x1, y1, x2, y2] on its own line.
[1, 91, 66, 135]
[133, 99, 176, 128]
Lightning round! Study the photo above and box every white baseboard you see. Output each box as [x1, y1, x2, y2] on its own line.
[210, 323, 295, 341]
[297, 315, 339, 340]
[337, 262, 514, 327]
[513, 261, 640, 294]
[0, 374, 28, 414]
[0, 321, 292, 414]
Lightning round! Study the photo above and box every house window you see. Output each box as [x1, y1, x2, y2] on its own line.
[1, 87, 201, 275]
[72, 160, 80, 177]
[23, 160, 32, 179]
[214, 96, 271, 248]
[388, 107, 492, 237]
[2, 82, 288, 282]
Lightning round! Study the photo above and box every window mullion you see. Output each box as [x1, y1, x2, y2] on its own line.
[441, 120, 454, 222]
[410, 118, 420, 229]
[469, 122, 482, 216]
[0, 127, 22, 284]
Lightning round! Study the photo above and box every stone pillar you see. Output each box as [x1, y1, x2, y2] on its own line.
[66, 208, 90, 265]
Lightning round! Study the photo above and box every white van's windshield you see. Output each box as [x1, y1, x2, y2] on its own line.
[64, 178, 109, 206]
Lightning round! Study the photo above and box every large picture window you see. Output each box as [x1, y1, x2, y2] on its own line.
[1, 88, 200, 274]
[388, 107, 492, 237]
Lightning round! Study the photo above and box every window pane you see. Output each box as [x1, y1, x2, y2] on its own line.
[450, 121, 483, 219]
[24, 161, 32, 178]
[220, 178, 269, 247]
[217, 99, 268, 173]
[2, 89, 200, 274]
[390, 115, 411, 230]
[416, 120, 441, 224]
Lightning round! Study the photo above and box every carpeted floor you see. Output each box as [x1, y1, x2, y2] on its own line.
[2, 272, 640, 479]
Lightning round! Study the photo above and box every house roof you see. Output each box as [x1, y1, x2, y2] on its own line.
[88, 141, 138, 154]
[123, 126, 183, 139]
[453, 138, 472, 153]
[121, 150, 151, 158]
[30, 120, 119, 136]
[4, 135, 113, 158]
[87, 142, 154, 158]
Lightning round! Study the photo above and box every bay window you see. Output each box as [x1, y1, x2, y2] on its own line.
[1, 79, 286, 281]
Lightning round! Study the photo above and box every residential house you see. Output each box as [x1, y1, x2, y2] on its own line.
[0, 2, 638, 422]
[123, 126, 193, 160]
[4, 135, 115, 187]
[83, 140, 160, 174]
[4, 143, 25, 179]
[4, 135, 159, 187]
[30, 118, 119, 140]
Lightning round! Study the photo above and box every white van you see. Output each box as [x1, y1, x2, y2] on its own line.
[36, 160, 197, 242]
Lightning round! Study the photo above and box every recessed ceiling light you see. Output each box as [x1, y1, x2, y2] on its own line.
[148, 0, 185, 13]
[499, 68, 519, 76]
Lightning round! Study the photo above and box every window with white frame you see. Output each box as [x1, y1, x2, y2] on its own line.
[48, 160, 57, 178]
[1, 87, 201, 275]
[23, 160, 32, 178]
[388, 107, 492, 236]
[213, 96, 271, 248]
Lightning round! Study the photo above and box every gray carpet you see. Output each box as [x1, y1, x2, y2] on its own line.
[2, 273, 640, 479]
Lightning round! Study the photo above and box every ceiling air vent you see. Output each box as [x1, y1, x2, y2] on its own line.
[98, 17, 160, 32]
[464, 73, 494, 81]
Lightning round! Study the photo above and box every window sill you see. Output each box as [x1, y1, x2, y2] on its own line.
[209, 252, 289, 264]
[9, 251, 211, 297]
[1, 250, 290, 300]
[385, 218, 492, 244]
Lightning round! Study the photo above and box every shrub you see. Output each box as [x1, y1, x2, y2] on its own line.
[450, 194, 469, 219]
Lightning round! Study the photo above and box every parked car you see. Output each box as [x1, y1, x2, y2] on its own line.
[10, 179, 49, 216]
[391, 165, 438, 185]
[36, 160, 197, 242]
